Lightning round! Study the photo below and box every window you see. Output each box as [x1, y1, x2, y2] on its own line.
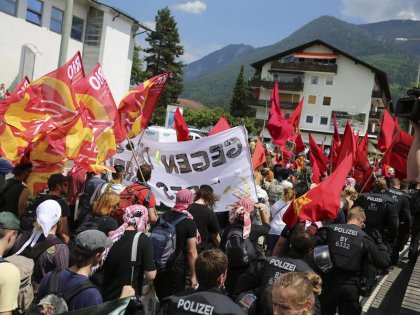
[0, 0, 17, 15]
[311, 76, 319, 85]
[26, 0, 43, 26]
[50, 7, 63, 33]
[323, 96, 331, 106]
[71, 16, 84, 41]
[326, 76, 334, 85]
[308, 95, 317, 104]
[320, 116, 328, 125]
[306, 115, 313, 123]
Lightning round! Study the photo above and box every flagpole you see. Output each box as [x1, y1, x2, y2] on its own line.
[126, 135, 147, 184]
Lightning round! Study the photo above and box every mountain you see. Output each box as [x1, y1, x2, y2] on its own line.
[181, 16, 420, 109]
[184, 44, 255, 81]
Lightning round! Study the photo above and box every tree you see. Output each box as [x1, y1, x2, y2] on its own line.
[130, 44, 144, 86]
[229, 65, 254, 117]
[144, 7, 184, 109]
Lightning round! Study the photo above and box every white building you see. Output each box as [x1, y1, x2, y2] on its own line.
[249, 39, 391, 146]
[0, 0, 148, 102]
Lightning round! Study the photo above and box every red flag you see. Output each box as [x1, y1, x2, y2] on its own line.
[330, 112, 341, 169]
[267, 82, 294, 147]
[309, 151, 321, 184]
[119, 73, 169, 139]
[208, 116, 231, 136]
[281, 146, 293, 164]
[354, 130, 360, 144]
[381, 130, 413, 179]
[377, 109, 397, 152]
[252, 138, 266, 169]
[353, 133, 374, 192]
[335, 121, 356, 168]
[0, 52, 84, 142]
[173, 107, 190, 141]
[309, 133, 328, 174]
[284, 154, 353, 226]
[294, 133, 305, 154]
[288, 97, 304, 128]
[8, 76, 30, 99]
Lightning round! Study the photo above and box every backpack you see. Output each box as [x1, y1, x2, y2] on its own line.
[0, 179, 21, 211]
[225, 226, 257, 267]
[150, 214, 187, 272]
[1, 255, 35, 314]
[25, 269, 96, 315]
[115, 183, 152, 223]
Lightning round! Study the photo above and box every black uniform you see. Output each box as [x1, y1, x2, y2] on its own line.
[354, 192, 398, 252]
[316, 224, 390, 315]
[385, 188, 411, 263]
[158, 287, 246, 315]
[233, 256, 315, 315]
[409, 189, 420, 263]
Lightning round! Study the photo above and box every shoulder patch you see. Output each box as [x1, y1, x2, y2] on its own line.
[46, 245, 56, 255]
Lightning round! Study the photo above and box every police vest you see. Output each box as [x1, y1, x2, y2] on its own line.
[162, 288, 245, 315]
[327, 224, 365, 272]
[356, 193, 394, 231]
[260, 256, 312, 288]
[257, 257, 312, 314]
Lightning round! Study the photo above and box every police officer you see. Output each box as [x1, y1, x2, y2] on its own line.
[385, 178, 412, 264]
[315, 207, 390, 315]
[354, 177, 398, 253]
[233, 228, 317, 315]
[159, 249, 245, 315]
[408, 184, 420, 264]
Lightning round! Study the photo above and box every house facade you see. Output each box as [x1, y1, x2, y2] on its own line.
[249, 40, 391, 147]
[0, 0, 148, 102]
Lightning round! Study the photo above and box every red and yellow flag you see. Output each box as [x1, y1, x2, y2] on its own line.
[0, 52, 84, 143]
[119, 72, 170, 139]
[26, 163, 64, 195]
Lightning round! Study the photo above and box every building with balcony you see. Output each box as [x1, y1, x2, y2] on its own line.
[249, 39, 391, 147]
[0, 0, 148, 102]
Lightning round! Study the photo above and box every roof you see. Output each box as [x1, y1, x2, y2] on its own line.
[250, 39, 391, 101]
[90, 0, 151, 32]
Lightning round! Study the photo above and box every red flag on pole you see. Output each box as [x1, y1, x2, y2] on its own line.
[283, 153, 353, 227]
[309, 133, 328, 175]
[294, 133, 305, 154]
[288, 97, 304, 128]
[335, 121, 356, 168]
[381, 130, 413, 179]
[173, 107, 190, 142]
[377, 109, 397, 152]
[267, 82, 294, 147]
[353, 133, 374, 192]
[118, 72, 169, 139]
[252, 138, 266, 170]
[330, 112, 341, 169]
[309, 151, 321, 184]
[208, 116, 231, 136]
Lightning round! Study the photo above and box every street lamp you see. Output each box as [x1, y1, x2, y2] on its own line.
[395, 37, 420, 87]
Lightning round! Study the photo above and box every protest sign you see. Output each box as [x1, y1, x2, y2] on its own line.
[109, 126, 257, 212]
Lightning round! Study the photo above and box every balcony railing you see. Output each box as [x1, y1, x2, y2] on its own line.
[249, 99, 299, 109]
[372, 90, 383, 98]
[271, 61, 338, 73]
[248, 79, 304, 91]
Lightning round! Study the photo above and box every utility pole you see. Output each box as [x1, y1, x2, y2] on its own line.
[58, 0, 74, 67]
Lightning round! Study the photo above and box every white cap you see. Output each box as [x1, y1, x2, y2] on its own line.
[36, 200, 61, 237]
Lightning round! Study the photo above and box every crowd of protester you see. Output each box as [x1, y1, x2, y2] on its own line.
[0, 137, 419, 315]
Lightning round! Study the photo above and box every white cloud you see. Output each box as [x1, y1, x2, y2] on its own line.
[341, 0, 420, 22]
[142, 21, 156, 31]
[181, 42, 222, 63]
[172, 1, 207, 14]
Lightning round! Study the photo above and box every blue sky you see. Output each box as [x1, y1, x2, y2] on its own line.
[101, 0, 420, 63]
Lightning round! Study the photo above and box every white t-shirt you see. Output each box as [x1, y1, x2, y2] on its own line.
[268, 200, 291, 235]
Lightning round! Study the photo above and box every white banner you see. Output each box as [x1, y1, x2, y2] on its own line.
[110, 126, 257, 212]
